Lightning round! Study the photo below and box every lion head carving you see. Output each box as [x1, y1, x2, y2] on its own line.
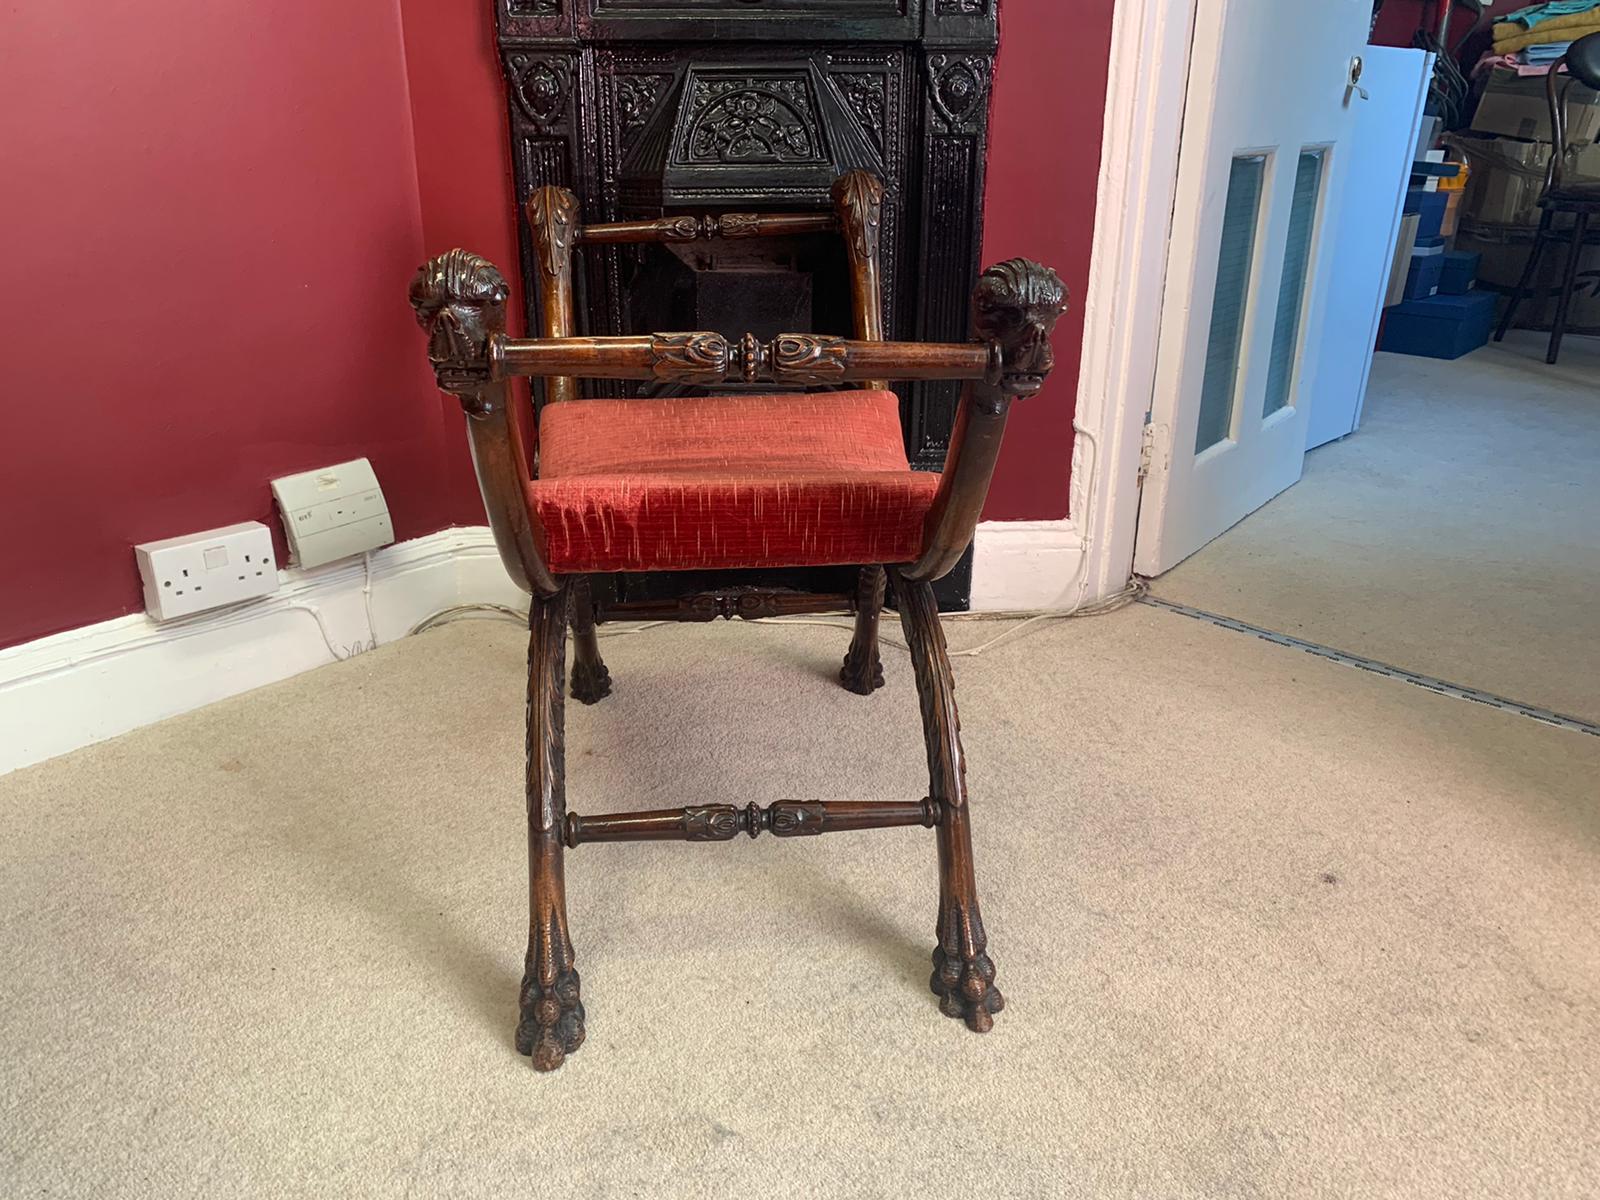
[407, 249, 510, 397]
[971, 258, 1068, 398]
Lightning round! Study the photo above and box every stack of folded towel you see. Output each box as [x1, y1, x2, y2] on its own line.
[1493, 1, 1600, 64]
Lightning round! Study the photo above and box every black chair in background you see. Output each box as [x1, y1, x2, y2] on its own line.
[1495, 32, 1600, 364]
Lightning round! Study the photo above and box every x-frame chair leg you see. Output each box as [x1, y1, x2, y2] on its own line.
[516, 584, 587, 1070]
[839, 565, 888, 694]
[891, 568, 1004, 1031]
[515, 571, 1000, 1066]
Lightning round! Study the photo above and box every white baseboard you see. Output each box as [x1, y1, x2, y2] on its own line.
[1, 520, 1091, 774]
[970, 519, 1089, 612]
[0, 528, 508, 776]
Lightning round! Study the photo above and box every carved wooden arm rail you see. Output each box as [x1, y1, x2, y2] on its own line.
[572, 211, 838, 245]
[408, 249, 1066, 597]
[493, 332, 996, 389]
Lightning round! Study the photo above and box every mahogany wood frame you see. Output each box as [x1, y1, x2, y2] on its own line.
[407, 170, 1064, 1070]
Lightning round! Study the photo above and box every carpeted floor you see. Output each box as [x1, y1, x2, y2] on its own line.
[1151, 330, 1600, 723]
[2, 609, 1596, 1197]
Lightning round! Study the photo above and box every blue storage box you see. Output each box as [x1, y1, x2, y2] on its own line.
[1440, 250, 1481, 294]
[1404, 252, 1443, 300]
[1404, 188, 1449, 240]
[1380, 291, 1497, 360]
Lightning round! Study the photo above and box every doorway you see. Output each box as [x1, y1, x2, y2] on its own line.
[1147, 332, 1600, 724]
[1077, 0, 1600, 728]
[1131, 0, 1414, 574]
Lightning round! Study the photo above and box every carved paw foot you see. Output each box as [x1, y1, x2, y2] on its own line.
[569, 659, 612, 705]
[931, 945, 1004, 1033]
[516, 964, 585, 1071]
[839, 640, 885, 695]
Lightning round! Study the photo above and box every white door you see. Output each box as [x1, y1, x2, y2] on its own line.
[1305, 46, 1434, 451]
[1134, 0, 1378, 575]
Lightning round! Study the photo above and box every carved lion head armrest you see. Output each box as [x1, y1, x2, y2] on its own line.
[408, 249, 511, 414]
[972, 257, 1068, 402]
[901, 256, 1069, 583]
[409, 249, 555, 597]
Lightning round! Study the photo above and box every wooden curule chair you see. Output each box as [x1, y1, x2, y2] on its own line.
[408, 170, 1066, 1070]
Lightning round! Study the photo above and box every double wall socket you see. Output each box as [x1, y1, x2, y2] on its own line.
[135, 522, 279, 622]
[271, 458, 394, 570]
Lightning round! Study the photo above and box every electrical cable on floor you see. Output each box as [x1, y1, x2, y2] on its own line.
[597, 621, 674, 639]
[944, 579, 1146, 656]
[409, 604, 529, 637]
[408, 605, 671, 639]
[403, 580, 1146, 657]
[747, 577, 1146, 657]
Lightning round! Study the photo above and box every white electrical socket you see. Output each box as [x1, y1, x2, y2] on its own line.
[271, 458, 394, 570]
[135, 521, 279, 622]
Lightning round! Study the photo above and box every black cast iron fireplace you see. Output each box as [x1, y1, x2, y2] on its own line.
[495, 0, 1001, 607]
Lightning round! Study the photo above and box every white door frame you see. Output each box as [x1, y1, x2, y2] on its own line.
[1071, 0, 1200, 600]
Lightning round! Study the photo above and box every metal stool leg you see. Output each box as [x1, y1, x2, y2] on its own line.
[1547, 211, 1591, 365]
[1497, 208, 1554, 343]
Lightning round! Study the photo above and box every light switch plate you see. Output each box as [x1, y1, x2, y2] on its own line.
[135, 521, 279, 621]
[271, 458, 394, 570]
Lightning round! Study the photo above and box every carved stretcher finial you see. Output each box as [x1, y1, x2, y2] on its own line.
[407, 249, 510, 408]
[972, 258, 1068, 397]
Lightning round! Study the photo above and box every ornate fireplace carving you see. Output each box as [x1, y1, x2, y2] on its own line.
[495, 0, 999, 607]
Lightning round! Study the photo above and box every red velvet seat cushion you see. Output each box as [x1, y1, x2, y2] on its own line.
[529, 390, 938, 573]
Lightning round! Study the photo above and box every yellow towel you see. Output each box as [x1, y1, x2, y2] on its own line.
[1493, 13, 1600, 53]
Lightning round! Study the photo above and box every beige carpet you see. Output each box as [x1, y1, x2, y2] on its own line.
[1151, 330, 1600, 722]
[2, 609, 1597, 1197]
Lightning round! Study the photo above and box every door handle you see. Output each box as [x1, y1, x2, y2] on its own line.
[1348, 55, 1370, 101]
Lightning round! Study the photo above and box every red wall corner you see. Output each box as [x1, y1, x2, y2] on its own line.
[980, 0, 1116, 521]
[396, 0, 528, 525]
[0, 2, 460, 649]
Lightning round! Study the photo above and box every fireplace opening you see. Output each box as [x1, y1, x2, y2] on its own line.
[619, 227, 854, 396]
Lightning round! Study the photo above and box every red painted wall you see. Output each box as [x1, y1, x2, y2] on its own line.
[1372, 1, 1431, 47]
[397, 0, 527, 525]
[399, 0, 522, 318]
[0, 2, 454, 648]
[1370, 1, 1490, 51]
[397, 0, 1115, 523]
[982, 0, 1115, 518]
